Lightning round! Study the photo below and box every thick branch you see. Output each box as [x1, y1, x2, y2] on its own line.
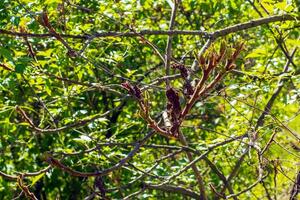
[178, 132, 207, 200]
[45, 131, 155, 177]
[0, 14, 297, 40]
[212, 14, 298, 39]
[0, 166, 51, 181]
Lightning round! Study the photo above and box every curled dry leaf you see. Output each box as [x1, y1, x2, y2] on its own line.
[166, 87, 182, 137]
[183, 82, 194, 96]
[172, 63, 188, 79]
[166, 87, 181, 116]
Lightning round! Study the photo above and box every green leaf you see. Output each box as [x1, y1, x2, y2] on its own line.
[0, 47, 14, 62]
[15, 63, 26, 73]
[73, 135, 92, 145]
[30, 173, 45, 186]
[245, 48, 267, 59]
[37, 49, 54, 58]
[45, 79, 52, 96]
[125, 69, 137, 77]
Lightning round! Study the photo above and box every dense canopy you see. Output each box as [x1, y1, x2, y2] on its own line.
[0, 0, 299, 199]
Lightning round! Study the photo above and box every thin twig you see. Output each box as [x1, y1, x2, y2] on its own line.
[165, 0, 178, 88]
[225, 173, 269, 199]
[16, 106, 111, 134]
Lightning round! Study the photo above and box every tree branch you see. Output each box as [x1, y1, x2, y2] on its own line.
[16, 106, 111, 133]
[0, 14, 297, 40]
[165, 0, 178, 87]
[143, 183, 201, 199]
[45, 131, 155, 177]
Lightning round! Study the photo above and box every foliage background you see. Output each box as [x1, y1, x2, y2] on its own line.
[0, 0, 299, 199]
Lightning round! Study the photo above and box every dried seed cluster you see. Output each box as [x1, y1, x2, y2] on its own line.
[122, 43, 244, 139]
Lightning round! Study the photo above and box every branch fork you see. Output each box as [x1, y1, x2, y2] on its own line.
[122, 43, 244, 140]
